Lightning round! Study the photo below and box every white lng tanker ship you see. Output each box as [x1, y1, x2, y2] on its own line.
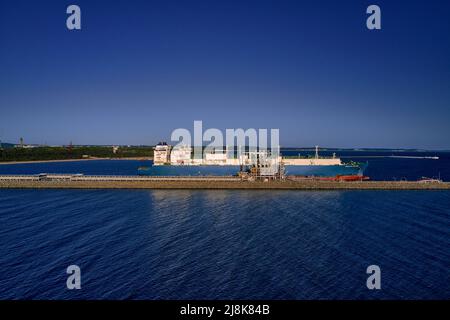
[137, 142, 367, 178]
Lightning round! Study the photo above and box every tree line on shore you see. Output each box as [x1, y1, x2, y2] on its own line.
[0, 146, 154, 162]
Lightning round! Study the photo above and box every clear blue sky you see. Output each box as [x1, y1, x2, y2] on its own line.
[1, 0, 449, 148]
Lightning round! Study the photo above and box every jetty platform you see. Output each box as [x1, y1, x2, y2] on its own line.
[0, 174, 449, 190]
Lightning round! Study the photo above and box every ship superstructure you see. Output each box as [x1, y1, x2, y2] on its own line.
[170, 145, 192, 165]
[153, 142, 171, 165]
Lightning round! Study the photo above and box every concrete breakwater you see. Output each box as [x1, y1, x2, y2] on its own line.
[0, 175, 449, 190]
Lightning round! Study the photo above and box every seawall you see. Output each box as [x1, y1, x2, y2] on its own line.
[0, 175, 449, 190]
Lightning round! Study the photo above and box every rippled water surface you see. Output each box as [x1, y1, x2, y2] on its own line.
[1, 189, 449, 299]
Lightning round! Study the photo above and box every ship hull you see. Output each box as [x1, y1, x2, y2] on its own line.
[138, 163, 366, 177]
[284, 164, 363, 177]
[138, 165, 241, 176]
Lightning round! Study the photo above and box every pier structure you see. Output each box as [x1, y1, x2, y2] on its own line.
[0, 174, 448, 190]
[242, 149, 284, 180]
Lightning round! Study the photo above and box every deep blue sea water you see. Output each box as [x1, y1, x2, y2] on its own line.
[0, 189, 449, 299]
[0, 153, 449, 299]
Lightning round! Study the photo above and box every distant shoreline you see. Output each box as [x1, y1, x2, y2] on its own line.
[0, 157, 153, 165]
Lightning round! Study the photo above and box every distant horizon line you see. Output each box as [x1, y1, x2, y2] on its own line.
[1, 142, 449, 152]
